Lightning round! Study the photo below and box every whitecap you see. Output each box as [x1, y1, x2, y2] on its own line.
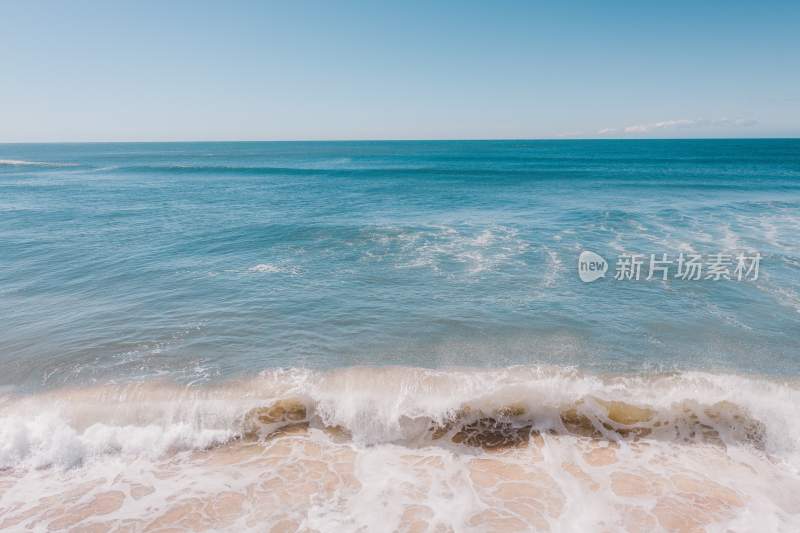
[247, 263, 300, 275]
[0, 159, 78, 167]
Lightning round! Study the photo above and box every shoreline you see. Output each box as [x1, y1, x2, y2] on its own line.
[2, 408, 797, 531]
[2, 365, 798, 529]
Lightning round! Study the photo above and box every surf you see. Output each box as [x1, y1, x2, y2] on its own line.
[1, 366, 799, 531]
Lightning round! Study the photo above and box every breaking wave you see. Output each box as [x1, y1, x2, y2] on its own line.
[2, 366, 800, 531]
[2, 366, 797, 470]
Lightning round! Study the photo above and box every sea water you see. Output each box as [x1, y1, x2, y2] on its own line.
[1, 140, 799, 531]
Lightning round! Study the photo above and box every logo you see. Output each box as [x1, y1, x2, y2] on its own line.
[577, 250, 761, 283]
[578, 251, 608, 283]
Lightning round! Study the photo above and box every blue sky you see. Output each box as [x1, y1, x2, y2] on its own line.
[1, 1, 798, 141]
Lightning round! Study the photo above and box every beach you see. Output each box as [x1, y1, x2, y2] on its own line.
[2, 367, 799, 531]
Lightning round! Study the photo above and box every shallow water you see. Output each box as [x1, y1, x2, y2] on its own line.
[1, 140, 799, 531]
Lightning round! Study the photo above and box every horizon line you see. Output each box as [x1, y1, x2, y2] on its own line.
[1, 136, 799, 145]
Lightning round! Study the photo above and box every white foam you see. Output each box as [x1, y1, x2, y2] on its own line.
[249, 263, 283, 273]
[542, 249, 563, 287]
[3, 367, 800, 466]
[248, 263, 300, 275]
[2, 368, 800, 530]
[0, 413, 233, 469]
[0, 159, 77, 167]
[379, 225, 529, 275]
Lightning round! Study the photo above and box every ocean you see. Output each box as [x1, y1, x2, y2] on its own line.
[1, 140, 799, 531]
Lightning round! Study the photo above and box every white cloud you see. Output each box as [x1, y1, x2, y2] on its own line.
[609, 117, 757, 136]
[622, 119, 696, 133]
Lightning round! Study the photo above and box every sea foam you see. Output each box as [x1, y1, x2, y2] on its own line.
[1, 367, 799, 531]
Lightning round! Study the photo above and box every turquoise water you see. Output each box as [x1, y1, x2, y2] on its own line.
[3, 141, 800, 531]
[1, 140, 799, 389]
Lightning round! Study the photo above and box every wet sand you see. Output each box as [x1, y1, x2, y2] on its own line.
[2, 422, 797, 532]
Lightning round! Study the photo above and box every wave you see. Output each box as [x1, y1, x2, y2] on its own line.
[98, 161, 800, 182]
[105, 163, 417, 176]
[0, 159, 79, 167]
[247, 263, 301, 275]
[1, 366, 796, 470]
[2, 368, 800, 531]
[368, 224, 530, 275]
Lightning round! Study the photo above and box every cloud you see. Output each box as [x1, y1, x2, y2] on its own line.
[612, 118, 757, 136]
[623, 119, 696, 133]
[560, 118, 758, 138]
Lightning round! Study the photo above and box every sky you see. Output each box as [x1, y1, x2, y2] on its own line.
[1, 0, 798, 142]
